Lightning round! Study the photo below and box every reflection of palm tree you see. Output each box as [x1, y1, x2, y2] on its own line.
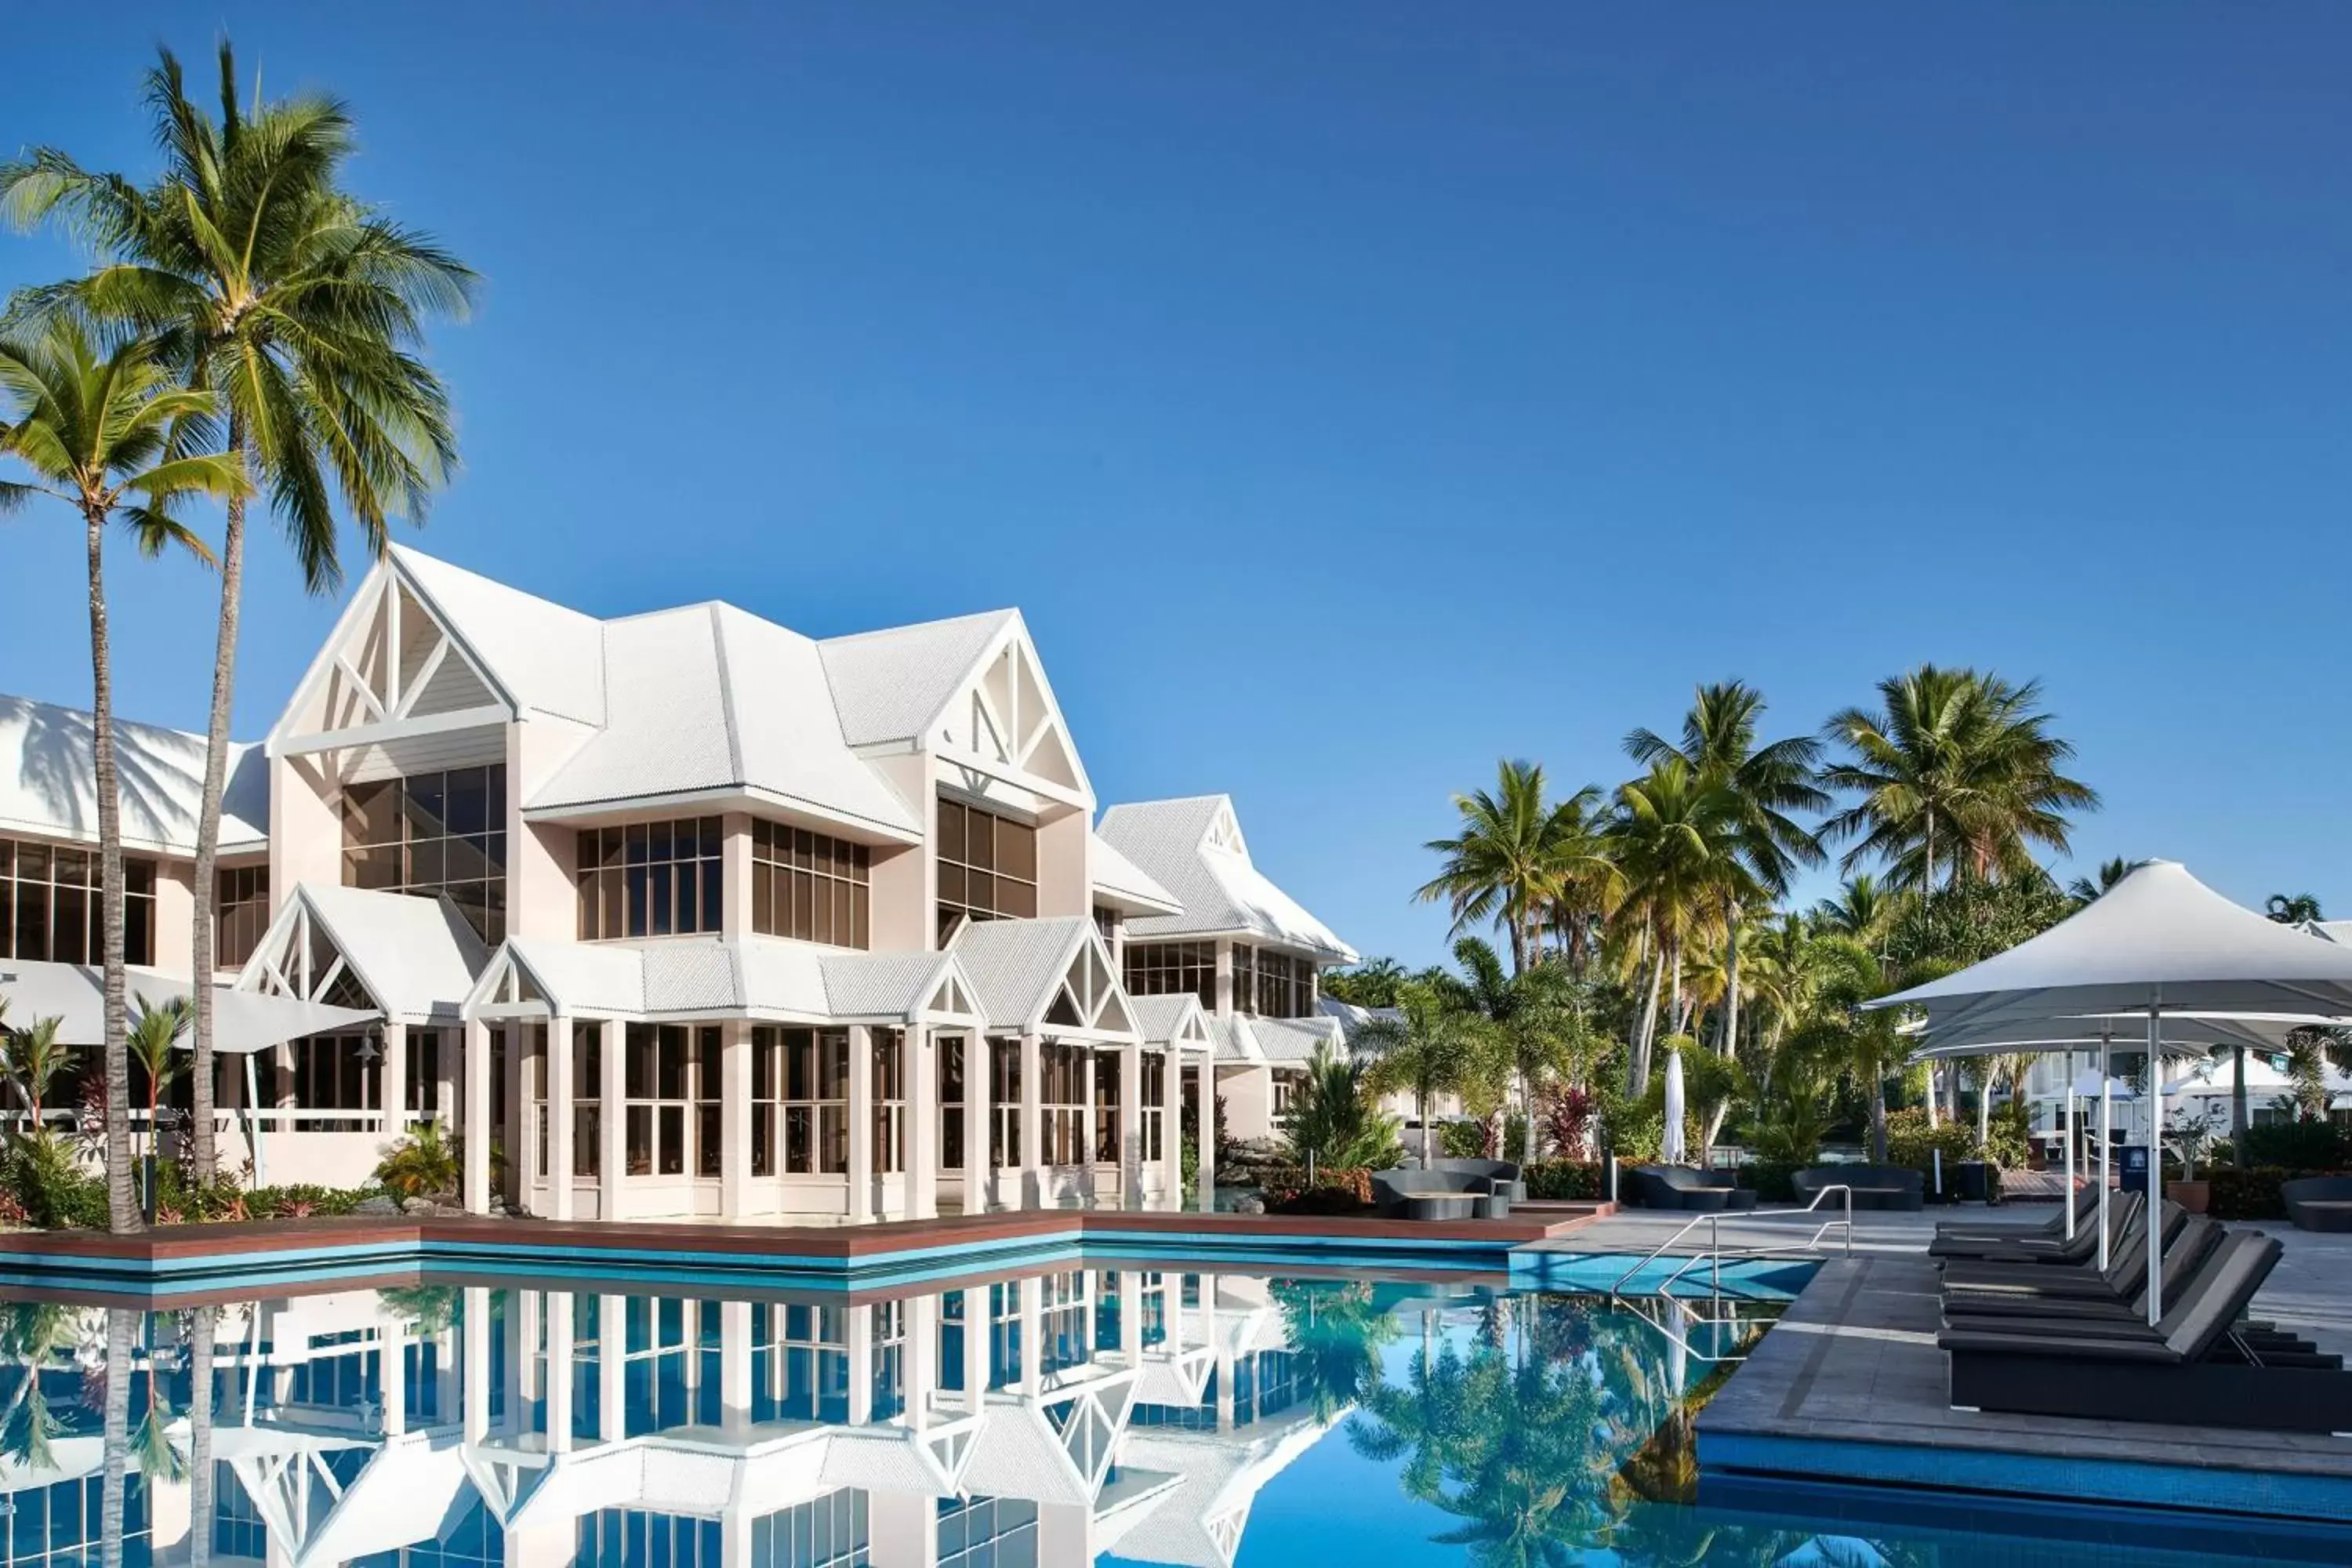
[379, 1284, 460, 1337]
[133, 1312, 187, 1486]
[190, 1309, 216, 1568]
[1348, 1330, 1612, 1567]
[101, 1309, 135, 1568]
[0, 1301, 79, 1475]
[1272, 1280, 1400, 1421]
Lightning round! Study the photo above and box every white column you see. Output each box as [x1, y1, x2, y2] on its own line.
[505, 1023, 529, 1210]
[463, 1019, 492, 1214]
[1120, 1040, 1143, 1210]
[907, 1292, 938, 1434]
[1195, 1051, 1217, 1214]
[848, 1025, 873, 1224]
[601, 1019, 626, 1222]
[1020, 1032, 1043, 1209]
[847, 1305, 874, 1425]
[962, 1287, 990, 1412]
[722, 1022, 753, 1220]
[434, 1027, 457, 1127]
[908, 1026, 938, 1221]
[598, 1294, 627, 1443]
[380, 1022, 408, 1136]
[1018, 1277, 1042, 1399]
[1080, 1048, 1098, 1207]
[1160, 1049, 1183, 1209]
[381, 1316, 408, 1436]
[548, 1014, 575, 1221]
[719, 1300, 753, 1439]
[964, 1036, 989, 1214]
[545, 1292, 574, 1454]
[1117, 1272, 1142, 1367]
[462, 1287, 492, 1443]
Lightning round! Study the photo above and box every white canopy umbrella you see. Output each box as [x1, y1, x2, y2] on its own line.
[0, 960, 377, 1051]
[1874, 860, 2352, 1324]
[1661, 1048, 1688, 1165]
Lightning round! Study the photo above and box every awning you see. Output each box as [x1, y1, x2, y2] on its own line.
[0, 960, 378, 1053]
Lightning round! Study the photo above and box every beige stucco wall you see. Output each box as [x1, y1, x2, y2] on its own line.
[1035, 804, 1087, 919]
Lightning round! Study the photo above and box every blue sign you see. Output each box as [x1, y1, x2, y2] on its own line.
[2120, 1144, 2153, 1196]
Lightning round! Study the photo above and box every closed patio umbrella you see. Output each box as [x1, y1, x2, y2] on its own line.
[1873, 860, 2352, 1323]
[1661, 1047, 1687, 1165]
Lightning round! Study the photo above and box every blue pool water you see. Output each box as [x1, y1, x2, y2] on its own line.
[1, 1255, 2343, 1566]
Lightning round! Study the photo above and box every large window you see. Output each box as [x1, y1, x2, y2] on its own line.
[1142, 1053, 1167, 1164]
[342, 767, 506, 943]
[576, 818, 722, 939]
[935, 799, 1036, 945]
[1124, 941, 1215, 1008]
[1039, 1044, 1090, 1167]
[0, 839, 155, 967]
[753, 1027, 849, 1175]
[622, 1024, 719, 1178]
[939, 1036, 967, 1171]
[1233, 944, 1315, 1018]
[214, 864, 269, 969]
[988, 1040, 1022, 1167]
[1094, 1054, 1120, 1162]
[752, 822, 870, 948]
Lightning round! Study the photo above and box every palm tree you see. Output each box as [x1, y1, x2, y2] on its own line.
[1419, 760, 1612, 975]
[1353, 981, 1500, 1167]
[2, 42, 475, 1181]
[126, 996, 191, 1211]
[1809, 873, 1896, 946]
[2067, 857, 2137, 904]
[1785, 936, 1918, 1163]
[1279, 1047, 1406, 1171]
[1605, 759, 1759, 1096]
[100, 1308, 134, 1568]
[1446, 938, 1586, 1163]
[2267, 892, 2324, 924]
[0, 318, 237, 1231]
[1626, 682, 1826, 1071]
[2, 1011, 73, 1130]
[1820, 665, 2099, 893]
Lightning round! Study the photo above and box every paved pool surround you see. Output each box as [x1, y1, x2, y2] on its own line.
[0, 1204, 1615, 1298]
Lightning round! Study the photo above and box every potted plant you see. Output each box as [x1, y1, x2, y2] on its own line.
[2164, 1105, 2220, 1214]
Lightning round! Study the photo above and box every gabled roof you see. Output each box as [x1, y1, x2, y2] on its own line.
[1091, 832, 1182, 915]
[1096, 797, 1356, 963]
[238, 884, 490, 1024]
[817, 609, 1019, 747]
[471, 935, 980, 1025]
[390, 546, 606, 725]
[524, 604, 920, 838]
[949, 916, 1139, 1040]
[1205, 1013, 1342, 1065]
[0, 692, 267, 856]
[1130, 993, 1214, 1054]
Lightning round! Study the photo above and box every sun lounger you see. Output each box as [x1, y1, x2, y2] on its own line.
[1933, 1184, 2099, 1244]
[1936, 1192, 2146, 1271]
[1942, 1234, 2352, 1432]
[1938, 1198, 2169, 1290]
[1942, 1216, 2222, 1327]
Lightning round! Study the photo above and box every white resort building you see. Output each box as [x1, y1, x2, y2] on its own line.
[0, 547, 1360, 1222]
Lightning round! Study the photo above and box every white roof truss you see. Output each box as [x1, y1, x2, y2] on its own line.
[271, 559, 512, 768]
[240, 896, 386, 1021]
[1039, 928, 1141, 1043]
[931, 621, 1093, 811]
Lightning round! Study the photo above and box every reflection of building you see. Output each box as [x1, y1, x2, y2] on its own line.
[30, 1268, 1349, 1568]
[0, 547, 1353, 1219]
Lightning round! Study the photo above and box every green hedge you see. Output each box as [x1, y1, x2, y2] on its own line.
[1257, 1167, 1373, 1207]
[2203, 1164, 2352, 1221]
[1523, 1161, 1603, 1200]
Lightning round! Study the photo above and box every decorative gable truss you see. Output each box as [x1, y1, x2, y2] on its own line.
[1201, 797, 1250, 860]
[933, 622, 1092, 809]
[241, 895, 382, 1016]
[270, 561, 511, 775]
[1039, 931, 1141, 1042]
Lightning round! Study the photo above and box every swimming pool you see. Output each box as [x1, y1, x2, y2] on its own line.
[1, 1254, 2343, 1567]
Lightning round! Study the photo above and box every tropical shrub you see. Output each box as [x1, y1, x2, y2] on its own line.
[2241, 1119, 2350, 1171]
[1438, 1114, 1530, 1160]
[1523, 1160, 1603, 1200]
[1748, 1091, 1828, 1167]
[1539, 1084, 1599, 1160]
[1979, 1120, 2032, 1171]
[1259, 1167, 1374, 1214]
[0, 1131, 106, 1229]
[1279, 1051, 1406, 1171]
[375, 1120, 462, 1199]
[1885, 1107, 1976, 1176]
[2205, 1165, 2302, 1221]
[1740, 1160, 1802, 1203]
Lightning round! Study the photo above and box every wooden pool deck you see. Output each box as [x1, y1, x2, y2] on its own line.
[1695, 1250, 2352, 1523]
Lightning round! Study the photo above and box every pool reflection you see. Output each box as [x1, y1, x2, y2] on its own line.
[0, 1270, 1826, 1568]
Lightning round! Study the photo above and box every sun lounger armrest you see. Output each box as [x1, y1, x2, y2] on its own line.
[1937, 1330, 2181, 1363]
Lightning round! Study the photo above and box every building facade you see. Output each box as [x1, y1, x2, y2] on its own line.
[0, 546, 1356, 1222]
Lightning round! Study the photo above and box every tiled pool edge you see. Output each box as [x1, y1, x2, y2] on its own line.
[0, 1205, 1615, 1295]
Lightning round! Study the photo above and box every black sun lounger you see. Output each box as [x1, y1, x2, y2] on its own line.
[1941, 1233, 2352, 1432]
[1943, 1216, 2223, 1327]
[1936, 1192, 2148, 1273]
[1933, 1183, 2100, 1247]
[1938, 1200, 2176, 1294]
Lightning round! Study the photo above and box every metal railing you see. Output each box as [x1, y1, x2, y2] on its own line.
[1611, 1182, 1855, 1299]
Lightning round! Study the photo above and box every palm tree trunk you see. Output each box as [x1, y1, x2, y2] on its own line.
[189, 474, 245, 1185]
[1870, 1074, 1889, 1164]
[1665, 935, 1685, 1042]
[1521, 1069, 1538, 1164]
[2231, 1044, 2249, 1167]
[1419, 1087, 1435, 1168]
[1629, 945, 1665, 1096]
[100, 1308, 132, 1568]
[1718, 900, 1740, 1062]
[190, 1310, 214, 1568]
[1977, 1069, 1992, 1150]
[85, 509, 137, 1234]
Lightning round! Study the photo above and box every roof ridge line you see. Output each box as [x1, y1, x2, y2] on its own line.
[707, 604, 748, 786]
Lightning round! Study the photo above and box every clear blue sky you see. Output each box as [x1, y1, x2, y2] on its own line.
[5, 4, 2349, 964]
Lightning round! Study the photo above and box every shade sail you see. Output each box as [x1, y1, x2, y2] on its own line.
[0, 961, 377, 1053]
[1866, 861, 2352, 1029]
[1901, 1009, 2321, 1060]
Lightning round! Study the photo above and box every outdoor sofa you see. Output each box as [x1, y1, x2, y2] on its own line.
[2280, 1176, 2352, 1232]
[1792, 1164, 1922, 1212]
[1940, 1232, 2352, 1432]
[1628, 1166, 1757, 1212]
[1372, 1167, 1513, 1221]
[1428, 1158, 1526, 1202]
